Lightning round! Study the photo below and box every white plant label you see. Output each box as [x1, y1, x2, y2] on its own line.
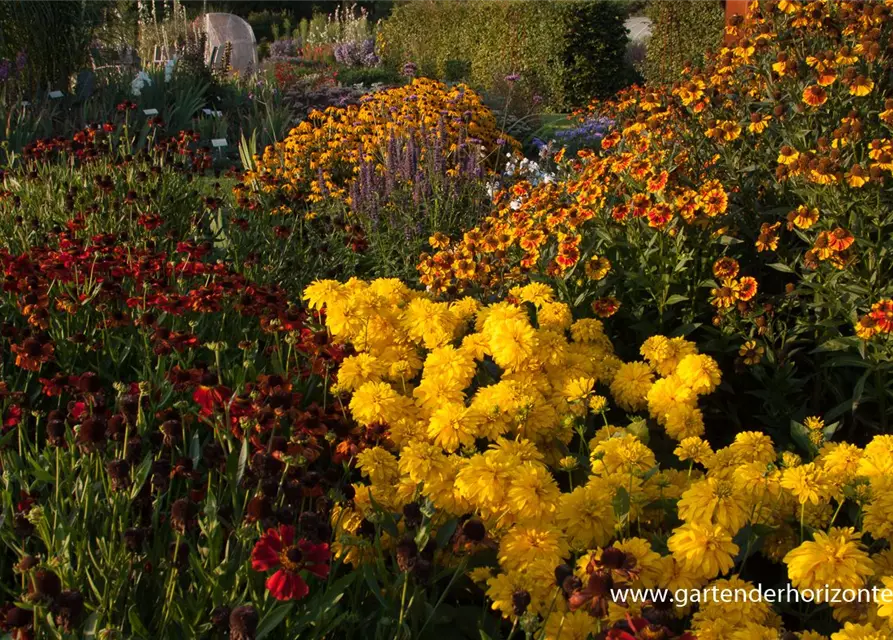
[143, 108, 159, 116]
[211, 138, 228, 148]
[48, 90, 64, 99]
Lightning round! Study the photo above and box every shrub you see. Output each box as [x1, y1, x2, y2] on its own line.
[246, 9, 292, 43]
[643, 0, 726, 85]
[377, 0, 631, 110]
[0, 0, 104, 90]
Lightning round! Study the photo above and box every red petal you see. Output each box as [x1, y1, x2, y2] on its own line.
[306, 563, 329, 579]
[266, 570, 309, 601]
[278, 525, 295, 548]
[300, 541, 331, 564]
[251, 534, 282, 572]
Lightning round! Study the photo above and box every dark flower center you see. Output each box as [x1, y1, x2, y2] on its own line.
[286, 547, 303, 564]
[23, 339, 43, 356]
[279, 545, 304, 571]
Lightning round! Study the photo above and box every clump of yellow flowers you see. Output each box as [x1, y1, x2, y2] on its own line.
[304, 277, 893, 639]
[241, 78, 514, 205]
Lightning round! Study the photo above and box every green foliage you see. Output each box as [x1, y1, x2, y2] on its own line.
[378, 0, 632, 109]
[644, 0, 726, 85]
[0, 0, 107, 89]
[246, 9, 295, 42]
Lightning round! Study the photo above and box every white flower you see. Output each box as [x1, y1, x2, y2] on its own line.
[131, 70, 152, 96]
[164, 57, 177, 82]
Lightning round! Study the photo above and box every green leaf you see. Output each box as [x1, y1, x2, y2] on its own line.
[361, 565, 388, 608]
[130, 454, 153, 500]
[665, 294, 688, 306]
[823, 398, 854, 422]
[435, 518, 459, 550]
[790, 420, 817, 457]
[82, 612, 100, 637]
[189, 432, 200, 467]
[27, 456, 54, 484]
[767, 262, 795, 273]
[256, 603, 293, 639]
[127, 606, 150, 638]
[236, 438, 249, 485]
[612, 486, 630, 519]
[813, 337, 859, 353]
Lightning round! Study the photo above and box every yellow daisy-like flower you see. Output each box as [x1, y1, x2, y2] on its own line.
[830, 622, 891, 640]
[555, 478, 615, 550]
[541, 610, 598, 640]
[667, 522, 739, 579]
[781, 462, 833, 505]
[609, 361, 655, 411]
[675, 354, 722, 395]
[784, 528, 874, 601]
[498, 525, 569, 573]
[678, 476, 749, 533]
[674, 436, 714, 465]
[506, 462, 561, 524]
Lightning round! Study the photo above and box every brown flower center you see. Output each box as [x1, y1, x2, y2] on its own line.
[279, 545, 303, 571]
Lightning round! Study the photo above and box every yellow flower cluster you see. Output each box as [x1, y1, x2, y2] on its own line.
[304, 277, 893, 639]
[241, 78, 514, 205]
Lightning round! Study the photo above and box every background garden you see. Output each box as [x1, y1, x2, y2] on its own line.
[1, 1, 893, 639]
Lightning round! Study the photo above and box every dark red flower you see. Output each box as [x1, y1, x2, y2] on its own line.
[193, 383, 232, 417]
[2, 405, 22, 430]
[251, 525, 329, 601]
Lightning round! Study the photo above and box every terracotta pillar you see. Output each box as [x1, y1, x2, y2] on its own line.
[724, 0, 751, 43]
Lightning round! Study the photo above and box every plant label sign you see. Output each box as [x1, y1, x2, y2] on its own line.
[143, 108, 159, 116]
[202, 108, 223, 117]
[211, 138, 228, 148]
[48, 90, 64, 99]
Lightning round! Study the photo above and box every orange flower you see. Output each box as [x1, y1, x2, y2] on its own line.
[869, 300, 893, 333]
[713, 257, 740, 279]
[601, 131, 621, 150]
[647, 171, 669, 193]
[846, 164, 868, 188]
[11, 338, 55, 372]
[777, 146, 800, 165]
[737, 277, 758, 302]
[756, 222, 781, 252]
[592, 297, 620, 318]
[697, 181, 728, 217]
[847, 75, 874, 96]
[748, 113, 772, 134]
[855, 314, 879, 340]
[802, 85, 828, 107]
[647, 203, 673, 229]
[816, 66, 837, 86]
[739, 340, 764, 365]
[429, 232, 450, 249]
[585, 256, 611, 281]
[710, 278, 740, 309]
[827, 228, 854, 252]
[788, 205, 819, 230]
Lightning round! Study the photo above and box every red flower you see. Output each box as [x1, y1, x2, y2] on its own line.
[2, 405, 22, 430]
[193, 384, 232, 417]
[251, 525, 330, 601]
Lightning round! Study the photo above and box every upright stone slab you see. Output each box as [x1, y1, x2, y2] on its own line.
[199, 13, 257, 73]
